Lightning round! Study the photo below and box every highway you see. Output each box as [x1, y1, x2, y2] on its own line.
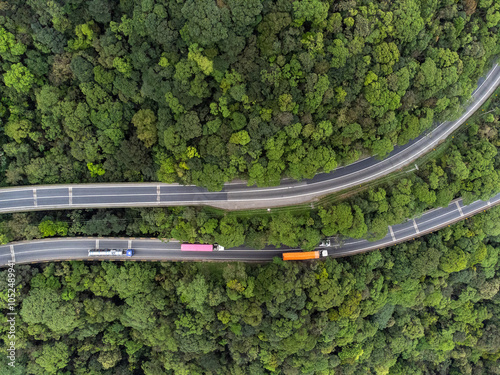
[2, 192, 498, 267]
[0, 63, 500, 212]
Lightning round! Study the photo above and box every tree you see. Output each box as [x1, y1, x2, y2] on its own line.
[293, 0, 329, 27]
[98, 349, 122, 370]
[393, 0, 424, 43]
[88, 0, 111, 24]
[132, 109, 158, 148]
[3, 63, 34, 93]
[20, 288, 80, 334]
[33, 342, 70, 374]
[180, 0, 229, 46]
[439, 246, 469, 273]
[4, 119, 32, 143]
[0, 26, 27, 58]
[319, 204, 354, 236]
[39, 219, 69, 237]
[229, 130, 251, 145]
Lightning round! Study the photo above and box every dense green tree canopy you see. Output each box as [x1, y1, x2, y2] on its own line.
[0, 0, 498, 189]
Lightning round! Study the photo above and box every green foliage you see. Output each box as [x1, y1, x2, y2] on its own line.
[39, 219, 69, 237]
[7, 209, 500, 373]
[0, 0, 498, 188]
[87, 162, 105, 177]
[0, 27, 27, 58]
[132, 109, 158, 148]
[3, 63, 34, 93]
[68, 22, 95, 50]
[33, 342, 70, 374]
[229, 130, 250, 145]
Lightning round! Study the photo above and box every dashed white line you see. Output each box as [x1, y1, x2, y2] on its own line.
[157, 185, 161, 203]
[10, 245, 15, 263]
[69, 187, 72, 205]
[413, 220, 420, 234]
[456, 201, 464, 217]
[33, 189, 37, 207]
[389, 226, 396, 241]
[128, 240, 132, 249]
[96, 239, 99, 249]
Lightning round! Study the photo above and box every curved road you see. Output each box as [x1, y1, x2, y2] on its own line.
[2, 192, 498, 267]
[0, 64, 500, 212]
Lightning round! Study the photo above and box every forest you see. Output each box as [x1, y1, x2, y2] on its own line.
[1, 0, 500, 190]
[1, 206, 499, 374]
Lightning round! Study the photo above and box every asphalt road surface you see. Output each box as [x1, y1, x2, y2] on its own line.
[0, 64, 499, 212]
[2, 192, 498, 267]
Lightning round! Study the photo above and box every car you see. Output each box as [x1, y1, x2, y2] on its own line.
[319, 239, 331, 247]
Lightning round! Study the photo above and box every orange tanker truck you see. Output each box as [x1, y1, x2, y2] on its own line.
[282, 250, 328, 261]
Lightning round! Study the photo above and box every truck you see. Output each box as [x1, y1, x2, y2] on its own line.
[180, 243, 225, 251]
[88, 249, 134, 257]
[282, 250, 328, 261]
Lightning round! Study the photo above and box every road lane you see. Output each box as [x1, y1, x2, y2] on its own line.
[2, 192, 499, 267]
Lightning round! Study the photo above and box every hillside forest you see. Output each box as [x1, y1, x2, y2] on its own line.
[1, 0, 500, 190]
[1, 206, 499, 374]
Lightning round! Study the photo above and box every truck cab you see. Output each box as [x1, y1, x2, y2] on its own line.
[126, 249, 134, 257]
[214, 244, 225, 251]
[320, 250, 328, 257]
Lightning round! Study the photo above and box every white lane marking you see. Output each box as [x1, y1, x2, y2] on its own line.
[392, 212, 449, 236]
[128, 240, 132, 249]
[456, 201, 464, 217]
[10, 245, 15, 263]
[389, 226, 396, 241]
[157, 185, 161, 203]
[487, 200, 491, 206]
[33, 189, 37, 207]
[69, 187, 72, 205]
[413, 220, 420, 234]
[96, 239, 99, 249]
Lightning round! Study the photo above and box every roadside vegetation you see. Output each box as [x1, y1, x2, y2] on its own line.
[1, 207, 499, 374]
[1, 0, 499, 190]
[2, 88, 500, 250]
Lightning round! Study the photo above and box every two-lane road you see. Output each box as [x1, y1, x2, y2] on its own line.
[1, 63, 500, 212]
[2, 192, 498, 266]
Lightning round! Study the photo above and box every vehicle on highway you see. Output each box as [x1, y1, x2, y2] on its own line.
[282, 250, 328, 261]
[180, 243, 225, 251]
[319, 239, 331, 247]
[88, 249, 134, 257]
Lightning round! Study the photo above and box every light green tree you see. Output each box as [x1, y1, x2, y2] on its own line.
[4, 63, 34, 93]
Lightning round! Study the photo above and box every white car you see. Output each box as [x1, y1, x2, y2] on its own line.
[319, 239, 331, 247]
